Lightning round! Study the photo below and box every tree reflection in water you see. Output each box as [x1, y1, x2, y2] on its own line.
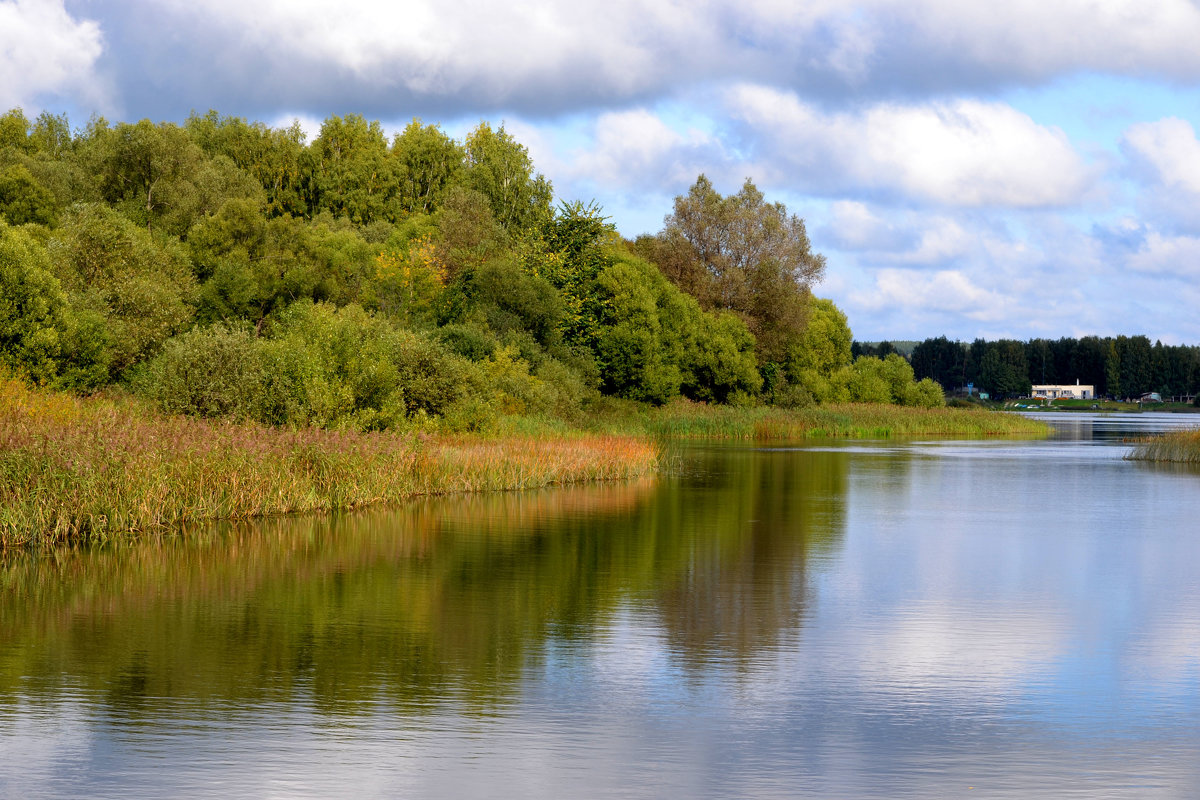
[0, 445, 849, 713]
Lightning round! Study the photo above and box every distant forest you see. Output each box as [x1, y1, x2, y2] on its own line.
[859, 336, 1200, 400]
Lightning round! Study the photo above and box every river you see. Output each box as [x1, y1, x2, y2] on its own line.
[2, 413, 1199, 798]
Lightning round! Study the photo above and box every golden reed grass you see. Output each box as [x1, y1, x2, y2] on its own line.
[1127, 428, 1200, 463]
[0, 375, 659, 547]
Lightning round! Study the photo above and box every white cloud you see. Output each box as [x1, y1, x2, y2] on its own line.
[0, 0, 104, 110]
[887, 0, 1200, 83]
[827, 201, 906, 251]
[1122, 118, 1200, 233]
[148, 0, 736, 106]
[825, 202, 979, 265]
[564, 110, 721, 190]
[1127, 232, 1200, 278]
[267, 112, 323, 144]
[1124, 118, 1200, 192]
[728, 86, 1094, 208]
[852, 268, 1010, 322]
[93, 0, 1200, 120]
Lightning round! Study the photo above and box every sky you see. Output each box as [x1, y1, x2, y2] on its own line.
[4, 0, 1200, 343]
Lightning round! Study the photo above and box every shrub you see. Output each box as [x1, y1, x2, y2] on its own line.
[435, 323, 497, 361]
[141, 323, 265, 420]
[142, 303, 489, 431]
[0, 164, 57, 226]
[50, 204, 197, 377]
[910, 377, 946, 408]
[268, 301, 486, 427]
[0, 220, 69, 382]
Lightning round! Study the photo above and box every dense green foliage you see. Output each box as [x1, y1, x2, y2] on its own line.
[0, 106, 942, 430]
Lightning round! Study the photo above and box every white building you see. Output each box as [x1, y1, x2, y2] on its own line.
[1031, 381, 1094, 401]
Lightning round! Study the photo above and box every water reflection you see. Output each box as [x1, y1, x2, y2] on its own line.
[651, 446, 846, 667]
[7, 423, 1200, 798]
[0, 448, 849, 715]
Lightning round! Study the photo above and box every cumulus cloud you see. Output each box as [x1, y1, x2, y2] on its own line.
[86, 0, 757, 118]
[824, 201, 914, 252]
[0, 0, 104, 111]
[1122, 118, 1200, 233]
[890, 0, 1200, 83]
[68, 0, 1200, 120]
[824, 203, 981, 264]
[1127, 232, 1200, 278]
[728, 86, 1095, 208]
[557, 110, 724, 191]
[815, 205, 1152, 340]
[852, 268, 1011, 322]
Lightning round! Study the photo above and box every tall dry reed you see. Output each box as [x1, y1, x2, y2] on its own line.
[0, 376, 658, 547]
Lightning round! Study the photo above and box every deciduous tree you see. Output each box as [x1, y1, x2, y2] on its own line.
[644, 175, 825, 364]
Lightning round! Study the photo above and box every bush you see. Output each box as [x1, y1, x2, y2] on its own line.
[592, 259, 681, 403]
[142, 303, 489, 431]
[435, 323, 497, 361]
[50, 204, 197, 377]
[910, 377, 946, 408]
[141, 322, 265, 420]
[839, 354, 944, 407]
[0, 164, 57, 226]
[0, 220, 69, 383]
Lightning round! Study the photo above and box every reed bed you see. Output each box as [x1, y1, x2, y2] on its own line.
[0, 376, 658, 548]
[622, 399, 1050, 440]
[1126, 428, 1200, 463]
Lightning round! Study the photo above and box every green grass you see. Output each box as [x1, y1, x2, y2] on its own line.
[593, 398, 1050, 440]
[1127, 428, 1200, 463]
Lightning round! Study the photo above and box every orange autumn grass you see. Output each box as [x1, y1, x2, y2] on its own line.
[0, 374, 658, 548]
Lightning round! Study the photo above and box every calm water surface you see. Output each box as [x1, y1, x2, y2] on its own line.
[3, 413, 1200, 798]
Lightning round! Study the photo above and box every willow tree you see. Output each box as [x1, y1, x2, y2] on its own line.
[638, 175, 825, 364]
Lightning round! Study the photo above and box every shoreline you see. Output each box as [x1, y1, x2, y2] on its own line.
[1, 379, 1048, 548]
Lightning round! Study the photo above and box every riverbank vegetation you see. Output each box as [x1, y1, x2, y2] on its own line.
[0, 107, 1056, 545]
[1127, 428, 1200, 464]
[608, 398, 1047, 440]
[0, 372, 658, 548]
[0, 366, 1046, 547]
[0, 107, 944, 427]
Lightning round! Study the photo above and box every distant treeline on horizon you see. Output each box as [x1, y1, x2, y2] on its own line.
[856, 336, 1200, 400]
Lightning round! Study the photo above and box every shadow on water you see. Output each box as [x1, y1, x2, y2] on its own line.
[0, 444, 850, 714]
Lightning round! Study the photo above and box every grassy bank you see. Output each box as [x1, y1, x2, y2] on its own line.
[0, 376, 658, 548]
[1127, 428, 1200, 463]
[598, 398, 1051, 440]
[1, 375, 1049, 547]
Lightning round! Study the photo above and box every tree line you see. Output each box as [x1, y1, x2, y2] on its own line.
[0, 107, 943, 432]
[906, 335, 1200, 400]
